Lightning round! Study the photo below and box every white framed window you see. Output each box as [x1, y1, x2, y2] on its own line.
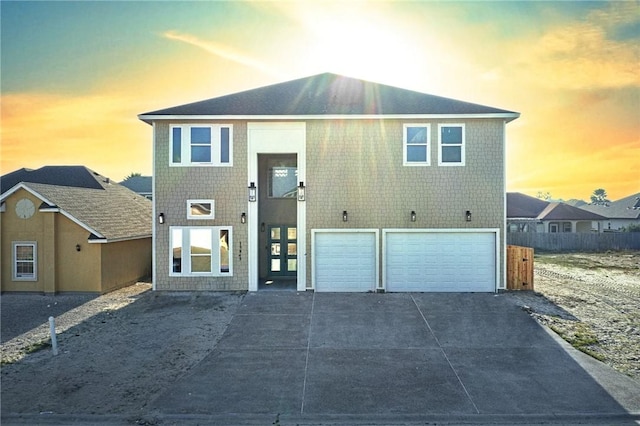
[403, 124, 430, 166]
[170, 125, 232, 166]
[170, 226, 232, 276]
[13, 242, 37, 281]
[438, 124, 465, 166]
[187, 200, 215, 220]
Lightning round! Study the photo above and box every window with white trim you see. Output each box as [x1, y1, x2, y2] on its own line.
[403, 124, 430, 166]
[13, 242, 37, 281]
[170, 227, 232, 276]
[438, 124, 465, 166]
[171, 125, 232, 166]
[187, 200, 215, 220]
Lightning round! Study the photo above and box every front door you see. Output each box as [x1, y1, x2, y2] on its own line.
[268, 225, 297, 277]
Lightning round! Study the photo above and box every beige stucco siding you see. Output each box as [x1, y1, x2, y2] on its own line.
[100, 238, 152, 293]
[55, 214, 102, 292]
[153, 121, 249, 290]
[1, 190, 48, 292]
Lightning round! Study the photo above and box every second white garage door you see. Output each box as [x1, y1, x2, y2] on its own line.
[384, 230, 497, 292]
[313, 230, 378, 292]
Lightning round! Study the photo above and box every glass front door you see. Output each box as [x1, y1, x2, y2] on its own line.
[268, 225, 297, 276]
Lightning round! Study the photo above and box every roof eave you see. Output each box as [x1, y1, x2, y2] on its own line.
[87, 234, 152, 244]
[138, 112, 520, 124]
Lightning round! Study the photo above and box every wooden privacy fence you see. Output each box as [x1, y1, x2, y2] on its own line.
[506, 245, 534, 291]
[507, 232, 640, 252]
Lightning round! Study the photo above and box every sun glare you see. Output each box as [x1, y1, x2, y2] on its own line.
[293, 3, 420, 85]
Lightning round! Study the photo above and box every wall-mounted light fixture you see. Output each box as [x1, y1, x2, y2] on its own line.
[158, 213, 165, 224]
[466, 210, 472, 222]
[261, 222, 265, 232]
[248, 182, 257, 202]
[297, 181, 306, 201]
[411, 211, 417, 222]
[76, 244, 81, 252]
[240, 212, 246, 224]
[342, 210, 348, 222]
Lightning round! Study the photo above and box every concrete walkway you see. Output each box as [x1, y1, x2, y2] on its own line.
[151, 292, 640, 425]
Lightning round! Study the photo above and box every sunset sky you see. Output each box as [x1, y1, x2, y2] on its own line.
[1, 1, 638, 201]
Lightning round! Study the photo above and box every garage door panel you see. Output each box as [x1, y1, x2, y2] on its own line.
[314, 231, 377, 292]
[385, 231, 496, 292]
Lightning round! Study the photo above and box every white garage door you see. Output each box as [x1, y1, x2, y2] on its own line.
[385, 231, 496, 292]
[313, 231, 378, 292]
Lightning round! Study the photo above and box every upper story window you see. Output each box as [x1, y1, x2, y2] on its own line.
[171, 125, 232, 166]
[438, 124, 465, 166]
[403, 124, 430, 166]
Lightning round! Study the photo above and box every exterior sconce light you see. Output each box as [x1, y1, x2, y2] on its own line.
[240, 212, 246, 224]
[411, 211, 416, 222]
[297, 181, 306, 201]
[466, 210, 472, 222]
[248, 182, 257, 202]
[343, 210, 348, 222]
[76, 244, 81, 252]
[261, 222, 265, 232]
[158, 213, 165, 224]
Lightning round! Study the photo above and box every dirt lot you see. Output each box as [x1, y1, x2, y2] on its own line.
[1, 284, 244, 420]
[1, 251, 638, 420]
[509, 251, 640, 381]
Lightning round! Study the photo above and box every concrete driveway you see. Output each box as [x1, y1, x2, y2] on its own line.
[152, 292, 640, 425]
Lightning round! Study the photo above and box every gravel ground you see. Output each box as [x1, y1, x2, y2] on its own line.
[1, 284, 243, 419]
[1, 251, 638, 420]
[507, 251, 640, 381]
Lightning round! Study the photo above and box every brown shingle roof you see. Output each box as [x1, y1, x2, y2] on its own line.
[1, 167, 151, 242]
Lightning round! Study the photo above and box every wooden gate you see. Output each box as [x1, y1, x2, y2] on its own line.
[506, 245, 534, 290]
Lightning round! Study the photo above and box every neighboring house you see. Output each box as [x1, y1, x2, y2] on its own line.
[138, 73, 520, 292]
[1, 166, 152, 293]
[578, 192, 640, 232]
[507, 192, 605, 233]
[120, 176, 153, 200]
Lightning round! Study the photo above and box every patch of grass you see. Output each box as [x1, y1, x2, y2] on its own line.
[1, 339, 52, 366]
[549, 323, 606, 362]
[24, 339, 51, 354]
[535, 253, 634, 272]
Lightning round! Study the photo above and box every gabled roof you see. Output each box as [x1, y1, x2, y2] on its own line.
[506, 192, 549, 218]
[139, 73, 519, 122]
[120, 176, 152, 194]
[507, 192, 606, 221]
[537, 202, 606, 221]
[578, 192, 640, 220]
[1, 166, 152, 243]
[0, 165, 104, 193]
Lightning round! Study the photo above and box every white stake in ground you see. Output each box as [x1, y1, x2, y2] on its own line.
[48, 316, 58, 356]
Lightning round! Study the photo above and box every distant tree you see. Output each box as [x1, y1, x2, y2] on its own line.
[124, 172, 142, 181]
[537, 191, 551, 201]
[625, 224, 640, 233]
[590, 188, 610, 205]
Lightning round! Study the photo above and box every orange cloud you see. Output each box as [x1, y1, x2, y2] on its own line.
[1, 92, 152, 181]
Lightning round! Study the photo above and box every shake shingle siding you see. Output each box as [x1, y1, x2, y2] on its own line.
[154, 121, 249, 290]
[304, 119, 505, 288]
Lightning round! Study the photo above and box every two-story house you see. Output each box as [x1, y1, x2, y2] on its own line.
[139, 73, 519, 292]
